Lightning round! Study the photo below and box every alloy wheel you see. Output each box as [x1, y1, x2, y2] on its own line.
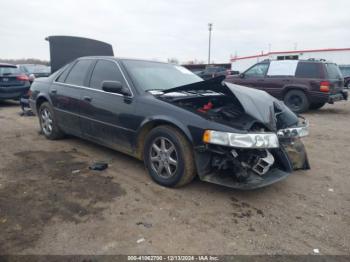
[40, 108, 53, 136]
[149, 137, 178, 178]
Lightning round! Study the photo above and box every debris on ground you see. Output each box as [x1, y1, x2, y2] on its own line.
[19, 110, 34, 117]
[136, 222, 152, 228]
[89, 162, 108, 171]
[328, 188, 334, 192]
[313, 248, 320, 254]
[136, 238, 145, 244]
[71, 169, 81, 174]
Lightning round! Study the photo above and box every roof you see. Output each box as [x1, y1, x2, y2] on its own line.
[231, 48, 350, 62]
[78, 56, 171, 64]
[0, 63, 16, 68]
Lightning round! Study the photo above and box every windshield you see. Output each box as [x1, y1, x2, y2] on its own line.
[122, 60, 202, 91]
[0, 66, 20, 76]
[22, 64, 50, 74]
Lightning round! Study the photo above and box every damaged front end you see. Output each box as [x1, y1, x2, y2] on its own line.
[195, 125, 309, 190]
[161, 77, 310, 189]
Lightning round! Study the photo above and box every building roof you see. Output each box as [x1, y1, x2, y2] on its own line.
[230, 48, 350, 62]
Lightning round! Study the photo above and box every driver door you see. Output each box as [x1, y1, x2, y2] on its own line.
[236, 62, 269, 88]
[80, 59, 136, 152]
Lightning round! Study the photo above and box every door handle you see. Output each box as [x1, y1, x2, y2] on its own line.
[83, 96, 92, 102]
[51, 89, 57, 94]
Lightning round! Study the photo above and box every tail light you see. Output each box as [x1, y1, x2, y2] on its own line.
[16, 74, 30, 81]
[320, 81, 330, 92]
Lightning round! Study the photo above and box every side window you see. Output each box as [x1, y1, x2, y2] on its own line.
[56, 64, 72, 83]
[325, 63, 342, 79]
[65, 60, 93, 86]
[245, 63, 269, 77]
[90, 60, 126, 89]
[295, 62, 321, 78]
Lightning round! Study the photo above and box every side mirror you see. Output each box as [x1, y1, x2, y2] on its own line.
[29, 74, 36, 82]
[239, 73, 245, 78]
[102, 81, 130, 96]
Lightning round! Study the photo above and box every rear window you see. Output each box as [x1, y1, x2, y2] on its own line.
[295, 62, 321, 78]
[65, 60, 93, 86]
[0, 66, 20, 76]
[325, 63, 342, 79]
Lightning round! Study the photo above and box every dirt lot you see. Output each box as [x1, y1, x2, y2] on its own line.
[0, 100, 349, 255]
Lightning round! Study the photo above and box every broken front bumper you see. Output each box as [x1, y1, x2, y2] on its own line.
[194, 139, 309, 190]
[200, 168, 291, 190]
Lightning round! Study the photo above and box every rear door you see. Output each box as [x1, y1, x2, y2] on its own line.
[50, 59, 94, 135]
[324, 63, 344, 94]
[80, 59, 135, 152]
[263, 60, 300, 99]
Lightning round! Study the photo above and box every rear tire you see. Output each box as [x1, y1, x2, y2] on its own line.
[143, 125, 196, 187]
[310, 102, 326, 110]
[284, 90, 310, 114]
[38, 102, 64, 140]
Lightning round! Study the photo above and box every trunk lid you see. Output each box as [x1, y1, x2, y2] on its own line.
[46, 35, 114, 73]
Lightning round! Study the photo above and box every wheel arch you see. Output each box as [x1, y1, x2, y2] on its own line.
[282, 85, 309, 98]
[134, 117, 193, 160]
[36, 94, 52, 111]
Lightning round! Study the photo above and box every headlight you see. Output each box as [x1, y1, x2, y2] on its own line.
[203, 130, 279, 148]
[277, 124, 309, 138]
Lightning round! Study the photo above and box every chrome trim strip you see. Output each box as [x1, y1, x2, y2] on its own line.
[54, 107, 136, 133]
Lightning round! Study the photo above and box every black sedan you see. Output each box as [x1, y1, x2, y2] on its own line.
[29, 57, 310, 189]
[0, 63, 31, 101]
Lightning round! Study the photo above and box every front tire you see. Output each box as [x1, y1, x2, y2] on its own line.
[38, 102, 64, 140]
[143, 125, 196, 187]
[284, 90, 310, 114]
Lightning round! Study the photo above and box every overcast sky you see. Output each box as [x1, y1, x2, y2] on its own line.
[1, 0, 349, 63]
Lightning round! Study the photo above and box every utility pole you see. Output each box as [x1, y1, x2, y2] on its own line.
[208, 23, 213, 65]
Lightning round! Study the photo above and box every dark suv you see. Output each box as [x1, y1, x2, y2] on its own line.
[196, 66, 227, 80]
[0, 63, 31, 101]
[225, 59, 348, 113]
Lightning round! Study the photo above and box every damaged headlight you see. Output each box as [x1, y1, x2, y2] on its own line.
[277, 123, 309, 138]
[203, 130, 279, 149]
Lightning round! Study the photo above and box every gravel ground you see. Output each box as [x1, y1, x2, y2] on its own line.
[0, 100, 349, 255]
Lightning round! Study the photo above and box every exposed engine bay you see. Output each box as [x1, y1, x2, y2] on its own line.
[162, 91, 265, 131]
[156, 80, 310, 189]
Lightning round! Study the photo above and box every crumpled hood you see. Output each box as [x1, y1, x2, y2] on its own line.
[225, 82, 278, 131]
[163, 76, 298, 131]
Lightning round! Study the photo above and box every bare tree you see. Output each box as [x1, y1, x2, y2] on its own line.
[0, 58, 49, 65]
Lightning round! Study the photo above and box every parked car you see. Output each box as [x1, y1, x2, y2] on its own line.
[17, 65, 51, 111]
[18, 64, 51, 79]
[0, 63, 31, 101]
[196, 66, 227, 80]
[226, 59, 348, 113]
[339, 65, 350, 88]
[29, 36, 310, 190]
